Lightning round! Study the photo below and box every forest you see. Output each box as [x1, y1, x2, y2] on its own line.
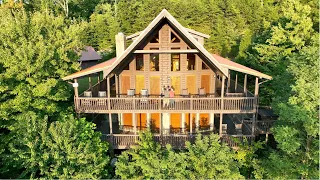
[0, 0, 318, 179]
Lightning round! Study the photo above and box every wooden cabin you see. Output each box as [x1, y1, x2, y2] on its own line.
[63, 9, 273, 149]
[78, 46, 102, 69]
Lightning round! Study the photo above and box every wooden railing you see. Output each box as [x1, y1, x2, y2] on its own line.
[102, 134, 255, 149]
[75, 96, 256, 113]
[220, 135, 255, 147]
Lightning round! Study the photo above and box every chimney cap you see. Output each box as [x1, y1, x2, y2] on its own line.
[117, 32, 125, 35]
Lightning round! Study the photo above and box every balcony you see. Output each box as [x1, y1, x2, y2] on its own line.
[74, 94, 256, 114]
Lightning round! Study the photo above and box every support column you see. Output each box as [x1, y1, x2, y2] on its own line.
[89, 75, 92, 91]
[235, 73, 238, 92]
[227, 71, 230, 93]
[252, 77, 259, 135]
[73, 79, 79, 116]
[213, 74, 217, 95]
[189, 113, 193, 134]
[115, 74, 119, 97]
[107, 76, 112, 134]
[146, 113, 151, 128]
[133, 113, 137, 134]
[181, 113, 186, 133]
[209, 113, 215, 131]
[244, 74, 247, 96]
[219, 76, 225, 137]
[195, 113, 200, 131]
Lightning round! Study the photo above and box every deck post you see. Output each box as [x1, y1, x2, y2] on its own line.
[252, 77, 259, 135]
[190, 113, 193, 134]
[181, 113, 186, 133]
[219, 75, 225, 137]
[146, 113, 151, 128]
[73, 79, 79, 98]
[195, 113, 200, 131]
[107, 76, 112, 134]
[209, 113, 214, 131]
[235, 73, 238, 92]
[115, 74, 119, 97]
[213, 74, 216, 95]
[244, 74, 247, 96]
[89, 75, 92, 91]
[73, 79, 79, 113]
[227, 71, 230, 93]
[133, 113, 137, 134]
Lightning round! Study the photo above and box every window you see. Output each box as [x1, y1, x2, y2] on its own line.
[187, 54, 196, 70]
[150, 32, 159, 43]
[171, 32, 180, 43]
[150, 48, 159, 71]
[124, 64, 130, 70]
[171, 48, 180, 71]
[202, 62, 209, 70]
[136, 54, 144, 71]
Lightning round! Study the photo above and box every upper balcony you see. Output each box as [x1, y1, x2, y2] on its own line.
[74, 93, 256, 114]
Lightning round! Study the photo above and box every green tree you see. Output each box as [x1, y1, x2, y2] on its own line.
[1, 112, 110, 179]
[115, 131, 186, 179]
[84, 3, 119, 51]
[116, 132, 243, 179]
[184, 134, 243, 179]
[0, 8, 95, 178]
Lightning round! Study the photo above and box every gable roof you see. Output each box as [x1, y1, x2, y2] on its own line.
[212, 54, 272, 80]
[63, 57, 116, 80]
[62, 54, 271, 81]
[79, 46, 102, 62]
[102, 9, 229, 78]
[126, 27, 210, 40]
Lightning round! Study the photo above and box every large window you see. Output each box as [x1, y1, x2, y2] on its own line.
[150, 48, 159, 71]
[171, 32, 180, 43]
[136, 54, 144, 71]
[171, 48, 180, 71]
[150, 32, 159, 43]
[202, 62, 209, 70]
[187, 54, 196, 70]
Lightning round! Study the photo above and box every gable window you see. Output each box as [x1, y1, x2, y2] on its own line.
[150, 32, 159, 43]
[124, 64, 130, 70]
[171, 48, 180, 71]
[187, 54, 196, 70]
[202, 62, 209, 70]
[136, 54, 144, 71]
[150, 48, 159, 71]
[170, 32, 180, 43]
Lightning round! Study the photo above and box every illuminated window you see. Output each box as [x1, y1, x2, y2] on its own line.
[136, 54, 144, 71]
[171, 32, 180, 43]
[150, 48, 159, 71]
[150, 32, 159, 43]
[187, 54, 196, 70]
[171, 48, 180, 71]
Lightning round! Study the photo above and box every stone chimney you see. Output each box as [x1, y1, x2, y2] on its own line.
[115, 32, 126, 59]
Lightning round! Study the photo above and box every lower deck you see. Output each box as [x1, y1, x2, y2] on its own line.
[91, 112, 276, 149]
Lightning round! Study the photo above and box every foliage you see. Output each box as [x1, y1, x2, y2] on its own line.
[116, 132, 243, 179]
[1, 113, 110, 179]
